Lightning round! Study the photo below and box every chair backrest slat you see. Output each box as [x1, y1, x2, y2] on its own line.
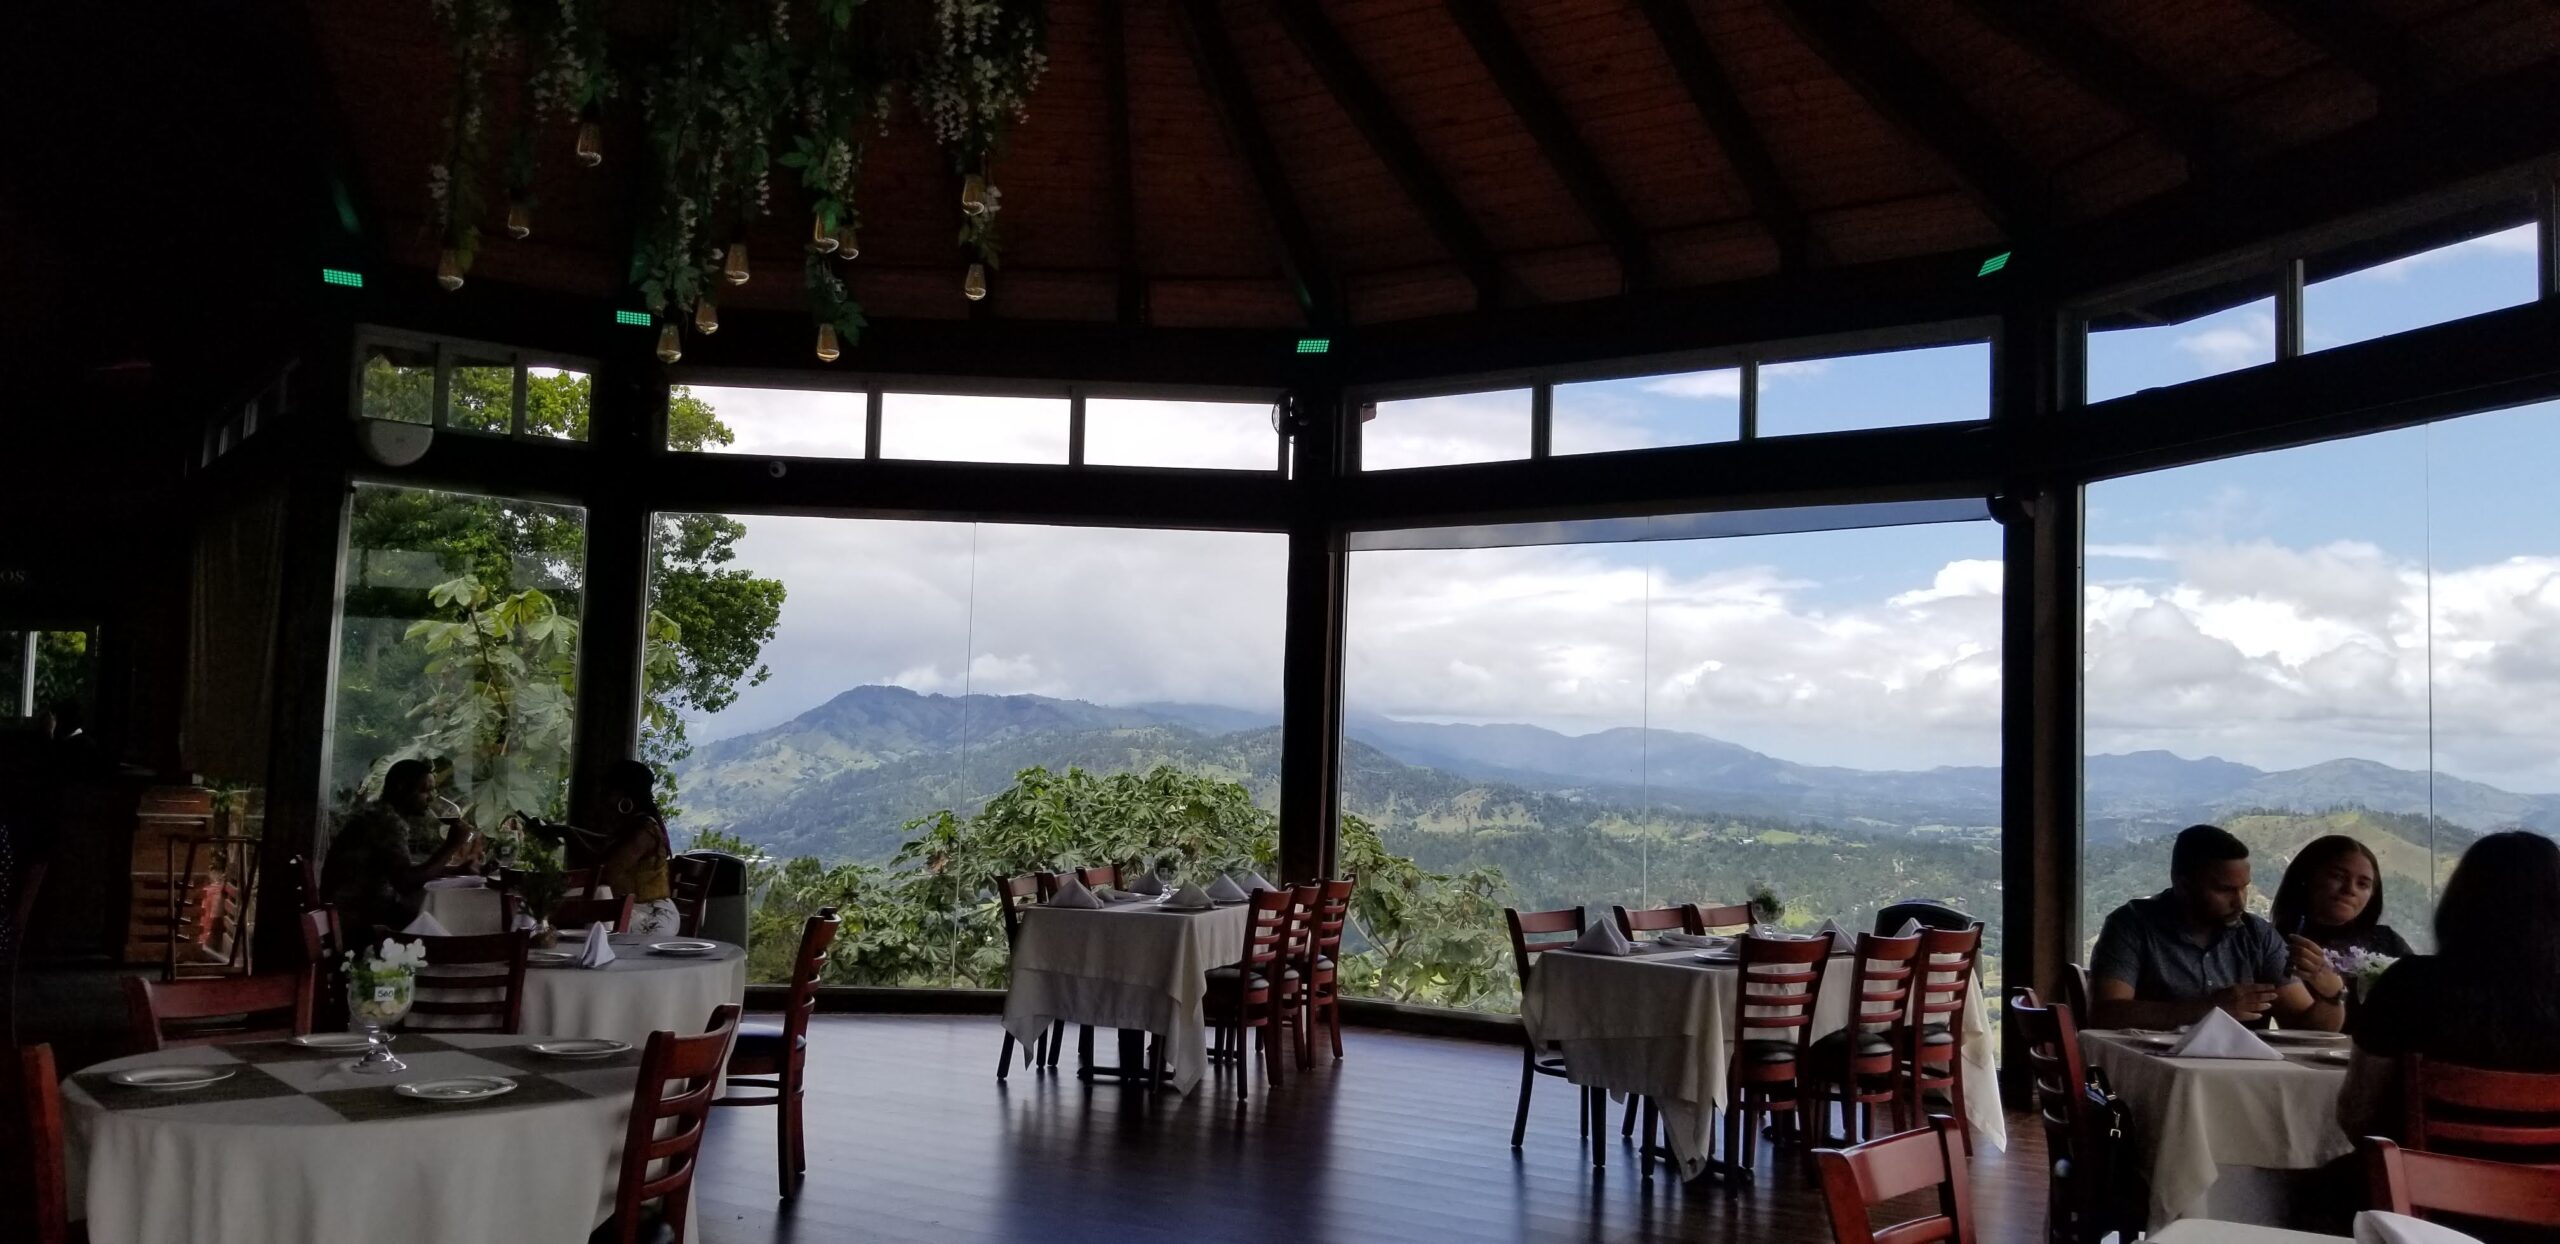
[1505, 906, 1585, 992]
[1695, 902, 1753, 932]
[2406, 1056, 2560, 1155]
[1816, 1116, 1976, 1244]
[604, 1005, 741, 1244]
[1312, 879, 1353, 961]
[997, 874, 1041, 944]
[1074, 864, 1120, 891]
[1847, 933, 1921, 1034]
[666, 856, 715, 937]
[2365, 1137, 2560, 1226]
[1613, 904, 1703, 938]
[1236, 887, 1292, 974]
[1737, 934, 1832, 1045]
[783, 909, 840, 1046]
[411, 930, 531, 1034]
[124, 973, 311, 1053]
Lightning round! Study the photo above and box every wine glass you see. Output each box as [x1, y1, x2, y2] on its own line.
[346, 967, 417, 1075]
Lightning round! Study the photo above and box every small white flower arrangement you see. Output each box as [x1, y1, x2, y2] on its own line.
[347, 938, 424, 1024]
[2326, 946, 2399, 1001]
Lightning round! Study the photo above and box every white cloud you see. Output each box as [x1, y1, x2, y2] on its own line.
[2332, 224, 2537, 285]
[1362, 390, 1533, 470]
[2175, 312, 2275, 370]
[1641, 371, 1744, 400]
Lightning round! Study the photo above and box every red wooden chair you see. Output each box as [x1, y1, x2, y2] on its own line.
[1895, 923, 1984, 1155]
[994, 875, 1053, 1078]
[2404, 1056, 2560, 1158]
[666, 856, 715, 937]
[1809, 932, 1923, 1145]
[2061, 962, 2093, 1022]
[1296, 878, 1354, 1065]
[1031, 872, 1069, 901]
[1724, 932, 1833, 1173]
[123, 972, 311, 1053]
[716, 908, 838, 1198]
[1204, 886, 1297, 1099]
[1815, 1116, 1977, 1244]
[1697, 902, 1755, 932]
[4, 1044, 74, 1244]
[1504, 906, 1604, 1161]
[2364, 1136, 2560, 1228]
[592, 1005, 742, 1244]
[2012, 989, 2142, 1244]
[1073, 864, 1120, 891]
[410, 930, 532, 1034]
[1613, 903, 1705, 939]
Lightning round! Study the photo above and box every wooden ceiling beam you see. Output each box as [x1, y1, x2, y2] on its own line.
[1102, 0, 1144, 324]
[1443, 0, 1651, 292]
[1272, 0, 1505, 308]
[1630, 0, 1809, 271]
[1176, 0, 1343, 326]
[1768, 0, 2044, 237]
[2241, 0, 2423, 108]
[1950, 0, 2221, 172]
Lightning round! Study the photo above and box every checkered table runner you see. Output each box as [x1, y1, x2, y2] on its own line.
[67, 1033, 644, 1125]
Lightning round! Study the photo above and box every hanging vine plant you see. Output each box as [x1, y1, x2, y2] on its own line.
[914, 0, 1048, 296]
[426, 0, 509, 290]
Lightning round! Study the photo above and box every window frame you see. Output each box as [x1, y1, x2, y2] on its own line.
[352, 325, 599, 446]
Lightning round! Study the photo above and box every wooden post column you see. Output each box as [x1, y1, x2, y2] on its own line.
[565, 357, 658, 825]
[1276, 382, 1348, 883]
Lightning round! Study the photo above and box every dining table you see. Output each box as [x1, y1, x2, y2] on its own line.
[1520, 937, 2008, 1180]
[1001, 896, 1253, 1095]
[404, 932, 749, 1052]
[2149, 1220, 2349, 1244]
[62, 1031, 687, 1244]
[417, 877, 506, 936]
[2081, 1027, 2356, 1229]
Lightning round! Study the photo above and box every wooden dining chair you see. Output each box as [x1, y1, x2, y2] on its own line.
[1696, 902, 1755, 932]
[1205, 886, 1297, 1099]
[123, 972, 311, 1053]
[2012, 990, 2142, 1244]
[1296, 878, 1354, 1065]
[1894, 922, 1984, 1155]
[1809, 932, 1922, 1146]
[593, 1004, 742, 1244]
[1612, 903, 1705, 939]
[410, 930, 532, 1034]
[2363, 1136, 2560, 1228]
[1504, 905, 1604, 1160]
[3, 1044, 73, 1244]
[300, 906, 346, 1033]
[502, 892, 634, 935]
[1724, 932, 1833, 1174]
[666, 856, 715, 937]
[1031, 871, 1068, 901]
[2060, 962, 2093, 1022]
[1815, 1115, 1976, 1244]
[1073, 864, 1119, 891]
[994, 874, 1052, 1078]
[716, 908, 838, 1199]
[1873, 901, 1975, 936]
[2404, 1056, 2560, 1158]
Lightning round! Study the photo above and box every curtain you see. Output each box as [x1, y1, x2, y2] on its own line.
[184, 486, 287, 785]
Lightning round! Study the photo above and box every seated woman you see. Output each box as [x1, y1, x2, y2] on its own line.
[2270, 834, 2414, 1027]
[321, 758, 477, 934]
[597, 760, 682, 936]
[2339, 830, 2560, 1142]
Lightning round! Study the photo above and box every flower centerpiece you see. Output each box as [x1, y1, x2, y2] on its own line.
[511, 836, 571, 948]
[2327, 946, 2399, 1002]
[346, 937, 425, 1074]
[1746, 882, 1785, 932]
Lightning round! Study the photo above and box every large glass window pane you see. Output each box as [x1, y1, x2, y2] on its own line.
[359, 342, 435, 425]
[2086, 298, 2277, 404]
[1083, 398, 1277, 470]
[1360, 389, 1532, 470]
[523, 367, 591, 442]
[328, 485, 586, 829]
[1551, 369, 1741, 456]
[0, 631, 80, 719]
[1755, 343, 1990, 438]
[446, 353, 515, 435]
[670, 384, 866, 458]
[878, 393, 1068, 464]
[2305, 224, 2539, 354]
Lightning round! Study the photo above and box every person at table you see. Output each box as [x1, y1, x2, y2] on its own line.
[597, 759, 682, 936]
[2340, 830, 2560, 1144]
[2088, 823, 2341, 1032]
[320, 758, 478, 933]
[2269, 834, 2414, 1026]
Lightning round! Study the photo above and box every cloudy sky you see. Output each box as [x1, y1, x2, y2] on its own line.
[672, 225, 2560, 792]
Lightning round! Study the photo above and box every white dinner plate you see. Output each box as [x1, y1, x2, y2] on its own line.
[529, 1039, 632, 1059]
[2261, 1030, 2348, 1046]
[1691, 951, 1740, 964]
[108, 1065, 238, 1090]
[393, 1076, 518, 1102]
[648, 940, 720, 957]
[1160, 901, 1215, 912]
[289, 1032, 378, 1052]
[526, 950, 577, 967]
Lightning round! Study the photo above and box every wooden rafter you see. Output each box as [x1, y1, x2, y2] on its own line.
[1442, 0, 1650, 292]
[2243, 0, 2422, 107]
[1769, 0, 2044, 236]
[1630, 0, 1808, 271]
[1102, 0, 1143, 324]
[1950, 0, 2220, 171]
[1272, 0, 1504, 308]
[1176, 0, 1342, 325]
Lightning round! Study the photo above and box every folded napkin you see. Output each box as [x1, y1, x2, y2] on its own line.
[510, 906, 538, 933]
[1205, 875, 1248, 903]
[401, 910, 451, 938]
[1233, 870, 1277, 893]
[1893, 917, 1923, 938]
[1047, 876, 1106, 909]
[1567, 921, 1636, 956]
[575, 921, 616, 969]
[2170, 1006, 2283, 1060]
[1168, 882, 1214, 908]
[2357, 1211, 2486, 1244]
[422, 875, 486, 891]
[1656, 932, 1724, 950]
[1129, 871, 1167, 896]
[1814, 917, 1856, 954]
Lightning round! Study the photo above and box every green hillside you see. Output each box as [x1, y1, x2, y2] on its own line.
[2079, 807, 2468, 955]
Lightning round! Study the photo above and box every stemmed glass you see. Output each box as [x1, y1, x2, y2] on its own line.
[346, 962, 417, 1075]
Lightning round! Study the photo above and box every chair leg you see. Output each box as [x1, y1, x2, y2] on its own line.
[1621, 1092, 1638, 1137]
[1046, 1019, 1065, 1069]
[1327, 996, 1344, 1061]
[1639, 1097, 1658, 1181]
[1946, 1065, 1973, 1155]
[1589, 1088, 1606, 1168]
[1512, 1049, 1536, 1150]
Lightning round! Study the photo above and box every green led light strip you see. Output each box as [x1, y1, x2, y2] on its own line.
[321, 268, 364, 288]
[1976, 251, 2011, 278]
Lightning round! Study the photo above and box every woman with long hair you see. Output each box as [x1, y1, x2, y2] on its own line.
[596, 760, 681, 936]
[2270, 834, 2413, 1022]
[2339, 830, 2560, 1139]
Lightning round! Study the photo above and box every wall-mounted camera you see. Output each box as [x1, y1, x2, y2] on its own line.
[767, 460, 789, 479]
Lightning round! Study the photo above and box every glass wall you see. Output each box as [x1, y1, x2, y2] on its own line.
[1083, 398, 1279, 471]
[1755, 343, 1989, 437]
[1339, 515, 2004, 1011]
[326, 484, 587, 825]
[669, 383, 866, 458]
[1550, 368, 1741, 455]
[0, 630, 91, 720]
[1359, 389, 1533, 470]
[2304, 223, 2539, 353]
[2086, 296, 2276, 404]
[356, 333, 593, 442]
[878, 392, 1069, 464]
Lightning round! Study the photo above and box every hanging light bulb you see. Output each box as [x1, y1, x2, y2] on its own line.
[963, 262, 988, 301]
[575, 121, 603, 168]
[655, 322, 682, 364]
[723, 242, 750, 286]
[693, 297, 719, 336]
[505, 202, 531, 240]
[437, 250, 465, 292]
[961, 173, 988, 217]
[836, 227, 860, 260]
[815, 323, 841, 362]
[811, 214, 838, 254]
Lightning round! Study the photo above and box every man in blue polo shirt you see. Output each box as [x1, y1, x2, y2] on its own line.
[2088, 824, 2343, 1032]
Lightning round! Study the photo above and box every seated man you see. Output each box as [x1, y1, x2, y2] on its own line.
[321, 758, 477, 935]
[2089, 824, 2341, 1032]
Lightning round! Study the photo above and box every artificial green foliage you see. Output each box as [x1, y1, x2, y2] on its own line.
[395, 575, 581, 831]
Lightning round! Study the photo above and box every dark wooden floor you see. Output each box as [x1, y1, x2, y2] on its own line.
[687, 1015, 2049, 1244]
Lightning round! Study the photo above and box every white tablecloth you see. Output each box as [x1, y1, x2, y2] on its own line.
[418, 883, 504, 936]
[1521, 944, 2006, 1178]
[63, 1033, 667, 1244]
[2082, 1030, 2353, 1229]
[2151, 1220, 2348, 1244]
[1002, 900, 1252, 1094]
[406, 935, 748, 1050]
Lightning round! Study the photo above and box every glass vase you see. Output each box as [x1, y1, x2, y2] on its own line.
[345, 966, 416, 1075]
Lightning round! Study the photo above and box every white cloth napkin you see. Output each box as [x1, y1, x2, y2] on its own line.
[1656, 932, 1724, 950]
[1168, 882, 1214, 908]
[1205, 875, 1248, 903]
[401, 910, 451, 938]
[2170, 1006, 2284, 1060]
[1814, 917, 1856, 954]
[575, 922, 616, 969]
[2357, 1211, 2486, 1244]
[1234, 870, 1277, 893]
[1129, 871, 1166, 896]
[1894, 917, 1923, 938]
[1047, 876, 1106, 908]
[422, 875, 486, 891]
[510, 907, 537, 932]
[1567, 921, 1635, 956]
